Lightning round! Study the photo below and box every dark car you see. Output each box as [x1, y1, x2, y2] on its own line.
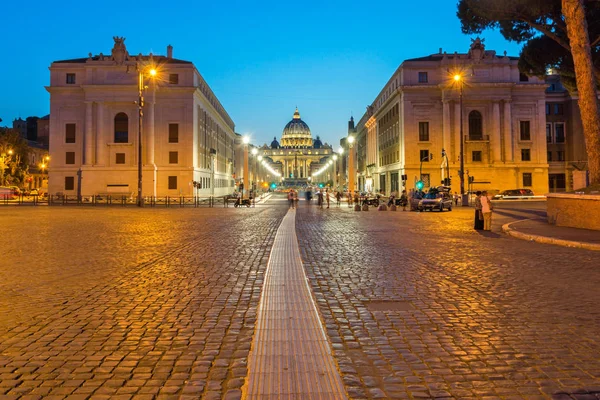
[417, 186, 453, 212]
[493, 189, 535, 200]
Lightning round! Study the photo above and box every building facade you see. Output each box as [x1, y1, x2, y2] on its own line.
[351, 38, 551, 196]
[259, 108, 335, 186]
[47, 37, 237, 198]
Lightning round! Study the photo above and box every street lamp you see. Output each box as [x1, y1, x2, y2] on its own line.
[454, 73, 467, 206]
[137, 65, 157, 207]
[347, 135, 355, 195]
[242, 136, 250, 200]
[332, 154, 338, 189]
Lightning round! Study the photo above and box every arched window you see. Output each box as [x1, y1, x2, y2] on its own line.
[468, 111, 483, 140]
[114, 113, 129, 143]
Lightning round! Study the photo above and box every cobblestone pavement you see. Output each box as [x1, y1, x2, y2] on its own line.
[0, 206, 287, 399]
[295, 203, 600, 399]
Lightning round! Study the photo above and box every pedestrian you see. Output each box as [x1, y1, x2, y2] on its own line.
[317, 190, 324, 208]
[288, 190, 295, 209]
[294, 190, 299, 207]
[335, 190, 342, 206]
[481, 190, 493, 231]
[325, 189, 330, 208]
[474, 191, 483, 230]
[400, 189, 408, 211]
[454, 192, 459, 206]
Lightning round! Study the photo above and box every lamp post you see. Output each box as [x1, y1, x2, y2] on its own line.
[242, 136, 250, 200]
[347, 135, 355, 195]
[332, 154, 338, 189]
[338, 147, 344, 190]
[454, 74, 467, 206]
[137, 65, 157, 207]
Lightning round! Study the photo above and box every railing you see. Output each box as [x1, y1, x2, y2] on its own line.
[465, 134, 490, 142]
[0, 194, 220, 207]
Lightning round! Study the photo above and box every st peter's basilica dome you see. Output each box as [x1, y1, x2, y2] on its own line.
[280, 108, 313, 148]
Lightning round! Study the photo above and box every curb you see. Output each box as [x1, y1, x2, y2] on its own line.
[502, 220, 600, 251]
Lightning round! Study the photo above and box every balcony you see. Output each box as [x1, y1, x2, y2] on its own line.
[465, 135, 490, 142]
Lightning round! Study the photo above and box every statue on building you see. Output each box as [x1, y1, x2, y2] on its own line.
[111, 36, 128, 65]
[468, 37, 485, 63]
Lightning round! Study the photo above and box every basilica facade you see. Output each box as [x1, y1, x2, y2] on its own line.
[260, 109, 335, 185]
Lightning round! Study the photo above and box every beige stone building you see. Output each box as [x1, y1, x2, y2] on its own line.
[47, 37, 237, 198]
[351, 38, 550, 196]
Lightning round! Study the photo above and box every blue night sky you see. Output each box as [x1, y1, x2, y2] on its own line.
[1, 0, 522, 147]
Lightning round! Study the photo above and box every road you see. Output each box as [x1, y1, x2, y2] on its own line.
[0, 197, 598, 399]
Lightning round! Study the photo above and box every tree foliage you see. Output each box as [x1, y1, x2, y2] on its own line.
[0, 128, 29, 186]
[457, 0, 600, 91]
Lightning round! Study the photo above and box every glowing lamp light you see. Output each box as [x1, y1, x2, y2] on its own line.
[251, 148, 258, 156]
[453, 74, 461, 82]
[333, 155, 338, 161]
[149, 69, 157, 77]
[347, 135, 355, 144]
[243, 136, 250, 144]
[258, 155, 263, 161]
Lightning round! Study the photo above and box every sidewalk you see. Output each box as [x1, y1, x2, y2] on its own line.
[502, 218, 600, 251]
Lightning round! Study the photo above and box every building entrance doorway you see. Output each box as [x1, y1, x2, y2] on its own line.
[549, 173, 566, 192]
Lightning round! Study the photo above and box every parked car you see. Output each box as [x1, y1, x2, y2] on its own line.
[418, 186, 453, 212]
[0, 187, 18, 199]
[493, 189, 535, 200]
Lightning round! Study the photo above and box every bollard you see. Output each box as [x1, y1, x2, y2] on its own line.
[354, 204, 361, 211]
[389, 204, 397, 211]
[362, 204, 369, 211]
[378, 204, 388, 211]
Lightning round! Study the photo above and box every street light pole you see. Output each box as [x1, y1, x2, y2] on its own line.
[454, 75, 467, 206]
[242, 136, 250, 200]
[347, 136, 355, 194]
[137, 65, 157, 207]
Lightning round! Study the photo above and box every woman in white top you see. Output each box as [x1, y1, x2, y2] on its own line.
[480, 190, 493, 231]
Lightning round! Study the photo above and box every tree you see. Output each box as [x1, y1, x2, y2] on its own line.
[0, 128, 29, 187]
[458, 0, 600, 185]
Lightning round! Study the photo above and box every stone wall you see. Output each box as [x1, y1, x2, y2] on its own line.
[547, 193, 600, 231]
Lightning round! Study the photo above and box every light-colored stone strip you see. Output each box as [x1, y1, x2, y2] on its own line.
[502, 219, 600, 251]
[243, 208, 347, 399]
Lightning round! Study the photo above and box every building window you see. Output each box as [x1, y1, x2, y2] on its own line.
[547, 151, 553, 162]
[168, 176, 177, 190]
[66, 73, 76, 84]
[546, 104, 551, 115]
[472, 151, 482, 162]
[555, 122, 565, 143]
[520, 121, 531, 141]
[546, 123, 553, 143]
[169, 74, 179, 84]
[65, 123, 76, 143]
[418, 122, 429, 141]
[519, 73, 529, 82]
[418, 72, 428, 83]
[421, 173, 431, 188]
[169, 151, 178, 164]
[116, 153, 125, 164]
[521, 148, 531, 161]
[168, 123, 179, 143]
[65, 176, 75, 190]
[114, 113, 129, 143]
[65, 152, 75, 164]
[420, 149, 430, 161]
[522, 173, 532, 187]
[554, 103, 564, 115]
[557, 151, 565, 161]
[468, 110, 483, 140]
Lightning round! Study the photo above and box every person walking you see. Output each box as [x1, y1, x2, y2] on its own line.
[288, 190, 295, 209]
[481, 190, 493, 231]
[400, 190, 408, 211]
[317, 190, 324, 209]
[294, 190, 299, 208]
[454, 192, 459, 206]
[325, 189, 330, 208]
[335, 190, 342, 206]
[474, 191, 483, 230]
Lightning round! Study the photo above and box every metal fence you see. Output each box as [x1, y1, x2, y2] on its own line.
[0, 194, 237, 208]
